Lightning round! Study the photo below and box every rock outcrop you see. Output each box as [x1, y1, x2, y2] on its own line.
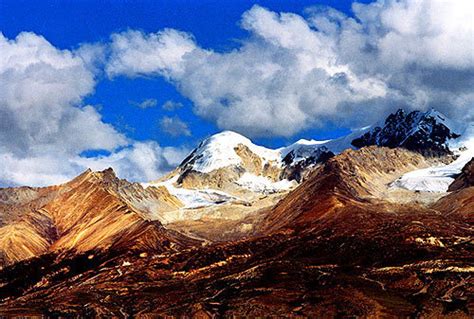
[448, 158, 474, 191]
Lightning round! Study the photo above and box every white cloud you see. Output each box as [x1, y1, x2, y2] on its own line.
[310, 0, 474, 121]
[74, 142, 189, 182]
[0, 153, 83, 187]
[130, 98, 158, 109]
[106, 29, 197, 78]
[3, 1, 473, 185]
[159, 116, 191, 137]
[0, 142, 190, 187]
[0, 32, 126, 157]
[0, 32, 186, 186]
[107, 1, 474, 137]
[370, 0, 473, 69]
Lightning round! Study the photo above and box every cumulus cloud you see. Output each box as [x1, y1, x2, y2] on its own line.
[130, 98, 158, 109]
[0, 32, 186, 186]
[159, 116, 191, 137]
[106, 29, 197, 78]
[107, 0, 474, 137]
[74, 141, 189, 182]
[0, 153, 84, 187]
[0, 142, 189, 187]
[309, 0, 474, 122]
[0, 32, 126, 156]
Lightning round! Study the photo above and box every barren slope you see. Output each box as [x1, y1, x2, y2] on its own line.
[261, 146, 433, 232]
[0, 168, 192, 268]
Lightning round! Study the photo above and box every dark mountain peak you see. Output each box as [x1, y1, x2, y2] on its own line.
[351, 108, 461, 156]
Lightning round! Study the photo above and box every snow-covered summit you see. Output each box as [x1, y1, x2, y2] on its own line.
[179, 131, 281, 173]
[179, 130, 341, 176]
[176, 109, 466, 182]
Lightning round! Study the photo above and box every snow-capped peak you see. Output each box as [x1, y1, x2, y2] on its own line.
[177, 108, 464, 179]
[179, 131, 280, 173]
[152, 108, 472, 198]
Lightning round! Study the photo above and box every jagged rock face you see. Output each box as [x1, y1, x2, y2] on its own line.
[177, 166, 242, 190]
[449, 158, 474, 191]
[352, 109, 461, 156]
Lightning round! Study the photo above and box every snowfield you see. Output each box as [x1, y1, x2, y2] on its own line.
[182, 130, 360, 174]
[392, 123, 474, 192]
[143, 176, 241, 209]
[236, 173, 296, 193]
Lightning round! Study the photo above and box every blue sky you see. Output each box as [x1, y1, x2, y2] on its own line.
[0, 0, 471, 186]
[1, 0, 367, 149]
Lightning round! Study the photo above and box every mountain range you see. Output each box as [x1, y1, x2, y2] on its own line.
[0, 109, 472, 317]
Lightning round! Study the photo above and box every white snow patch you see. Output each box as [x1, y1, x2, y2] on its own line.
[279, 139, 330, 165]
[392, 123, 474, 192]
[322, 127, 371, 154]
[236, 173, 296, 193]
[391, 165, 459, 193]
[143, 175, 239, 209]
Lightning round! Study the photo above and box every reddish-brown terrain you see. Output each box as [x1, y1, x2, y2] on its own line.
[0, 168, 190, 269]
[0, 147, 472, 317]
